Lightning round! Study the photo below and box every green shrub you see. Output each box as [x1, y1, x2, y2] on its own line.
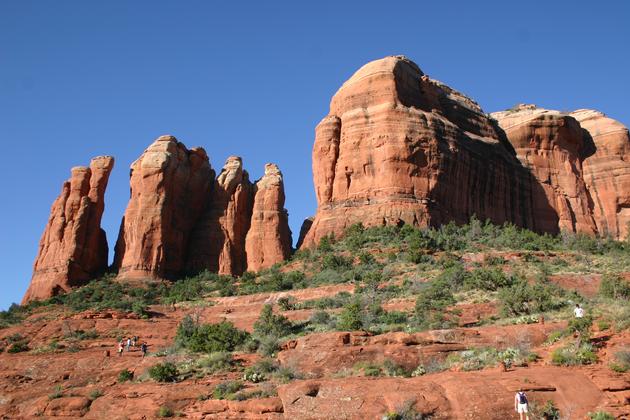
[253, 304, 293, 338]
[498, 278, 565, 316]
[609, 350, 630, 372]
[337, 300, 363, 331]
[212, 380, 243, 400]
[588, 411, 615, 420]
[197, 352, 233, 373]
[535, 400, 560, 420]
[175, 316, 250, 353]
[599, 274, 630, 299]
[321, 254, 353, 271]
[117, 369, 134, 382]
[149, 362, 179, 382]
[464, 267, 512, 291]
[48, 385, 63, 400]
[551, 344, 598, 366]
[89, 389, 103, 400]
[7, 342, 29, 353]
[277, 296, 297, 311]
[157, 406, 174, 418]
[567, 315, 593, 336]
[65, 329, 99, 340]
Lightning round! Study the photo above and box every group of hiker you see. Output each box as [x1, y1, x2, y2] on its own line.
[116, 336, 148, 358]
[512, 303, 587, 419]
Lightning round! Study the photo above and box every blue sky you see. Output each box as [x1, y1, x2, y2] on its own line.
[1, 1, 628, 310]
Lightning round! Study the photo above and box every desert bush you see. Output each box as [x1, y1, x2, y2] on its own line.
[88, 389, 103, 400]
[48, 385, 63, 400]
[498, 278, 566, 316]
[149, 362, 179, 382]
[212, 380, 243, 400]
[588, 411, 615, 420]
[196, 352, 233, 373]
[599, 273, 630, 299]
[551, 343, 598, 366]
[253, 304, 293, 338]
[464, 267, 512, 291]
[175, 315, 249, 353]
[321, 254, 353, 271]
[337, 300, 363, 331]
[157, 406, 174, 418]
[609, 349, 630, 372]
[118, 369, 134, 382]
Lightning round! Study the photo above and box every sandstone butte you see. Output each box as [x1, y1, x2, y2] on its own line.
[22, 156, 115, 303]
[300, 55, 630, 247]
[23, 55, 630, 302]
[24, 136, 292, 303]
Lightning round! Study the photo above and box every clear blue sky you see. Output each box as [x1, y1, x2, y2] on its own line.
[1, 1, 628, 310]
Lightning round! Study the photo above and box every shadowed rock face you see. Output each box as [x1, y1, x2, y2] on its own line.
[23, 156, 115, 303]
[245, 163, 293, 272]
[571, 109, 630, 239]
[302, 55, 555, 247]
[492, 105, 598, 235]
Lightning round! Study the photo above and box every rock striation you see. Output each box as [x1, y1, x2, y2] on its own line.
[23, 156, 115, 303]
[301, 56, 556, 247]
[245, 163, 293, 272]
[302, 56, 630, 247]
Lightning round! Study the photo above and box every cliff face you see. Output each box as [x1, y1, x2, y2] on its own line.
[113, 136, 215, 280]
[23, 156, 114, 303]
[302, 56, 555, 247]
[492, 105, 598, 235]
[571, 109, 630, 239]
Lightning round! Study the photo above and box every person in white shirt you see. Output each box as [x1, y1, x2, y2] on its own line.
[514, 389, 529, 420]
[574, 304, 584, 318]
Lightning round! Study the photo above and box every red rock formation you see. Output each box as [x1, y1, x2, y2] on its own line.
[23, 156, 114, 303]
[492, 105, 598, 235]
[113, 135, 214, 279]
[571, 109, 630, 239]
[186, 156, 254, 276]
[302, 55, 554, 247]
[245, 163, 292, 272]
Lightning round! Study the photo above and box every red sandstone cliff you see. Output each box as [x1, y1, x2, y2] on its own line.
[301, 56, 554, 247]
[23, 156, 114, 303]
[571, 109, 630, 239]
[245, 163, 293, 272]
[492, 105, 598, 235]
[113, 135, 214, 279]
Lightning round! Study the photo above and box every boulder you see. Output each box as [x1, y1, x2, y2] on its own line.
[23, 156, 114, 303]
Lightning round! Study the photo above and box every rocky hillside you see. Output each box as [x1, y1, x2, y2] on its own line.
[2, 222, 630, 418]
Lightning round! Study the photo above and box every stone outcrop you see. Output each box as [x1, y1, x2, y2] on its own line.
[302, 55, 556, 247]
[114, 138, 292, 281]
[23, 156, 115, 303]
[302, 56, 630, 247]
[245, 163, 292, 272]
[186, 156, 254, 276]
[492, 105, 598, 235]
[113, 135, 215, 279]
[571, 109, 630, 239]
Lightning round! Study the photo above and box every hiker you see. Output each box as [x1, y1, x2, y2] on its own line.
[126, 337, 132, 351]
[131, 336, 138, 347]
[573, 303, 584, 318]
[117, 340, 124, 357]
[514, 389, 529, 420]
[141, 342, 148, 358]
